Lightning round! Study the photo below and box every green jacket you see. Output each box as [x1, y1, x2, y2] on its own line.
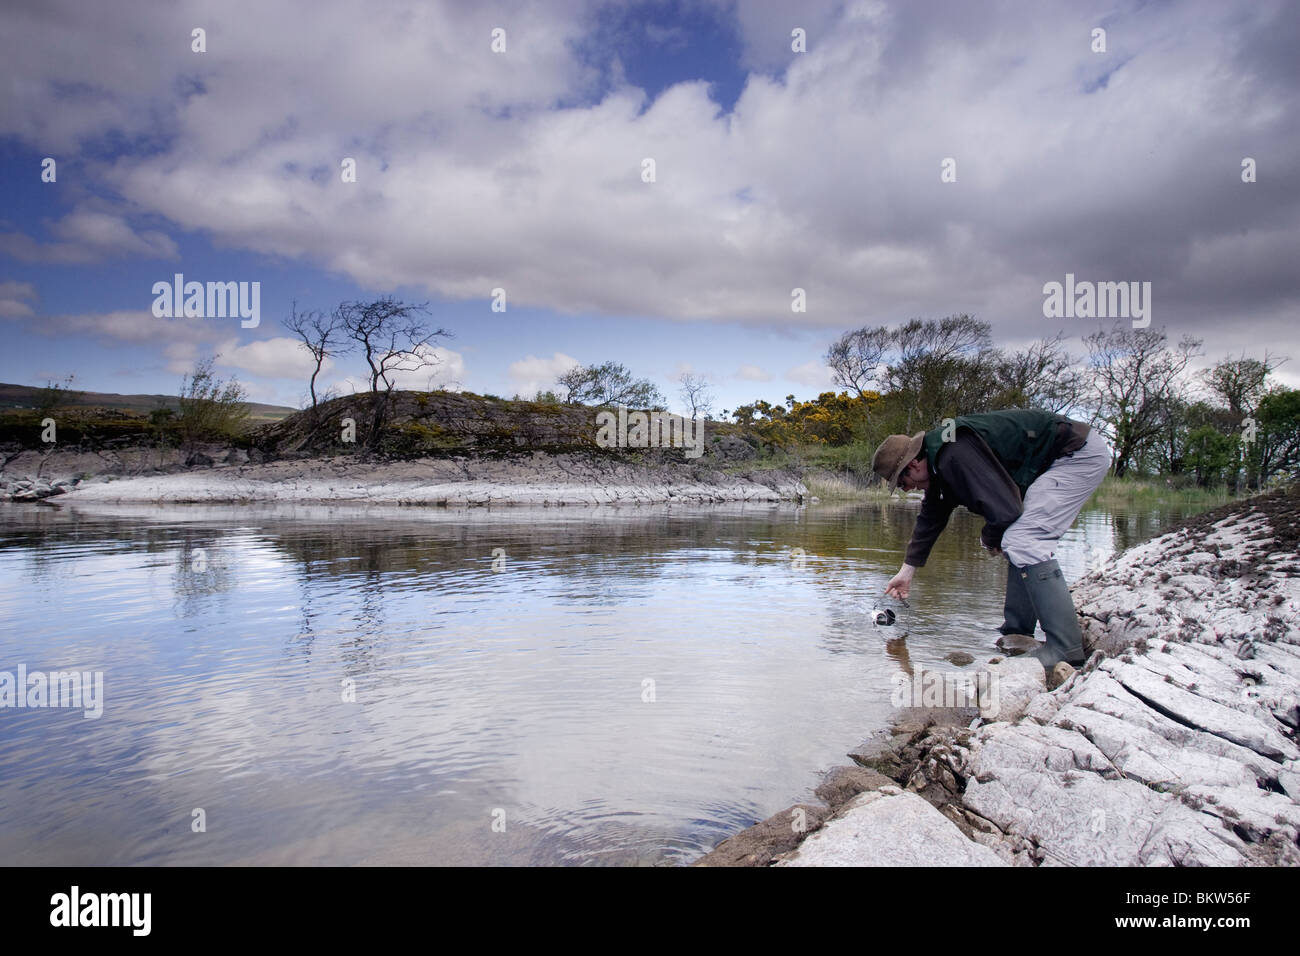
[921, 409, 1084, 497]
[903, 409, 1091, 567]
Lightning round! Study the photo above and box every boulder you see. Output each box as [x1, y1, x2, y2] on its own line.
[779, 787, 1006, 866]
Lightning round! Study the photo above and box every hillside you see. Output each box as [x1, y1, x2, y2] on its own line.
[0, 382, 297, 423]
[255, 390, 759, 462]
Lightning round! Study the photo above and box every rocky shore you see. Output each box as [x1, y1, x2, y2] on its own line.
[696, 485, 1300, 866]
[0, 443, 806, 506]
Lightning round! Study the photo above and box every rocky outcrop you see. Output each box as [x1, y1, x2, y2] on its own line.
[2, 391, 781, 505]
[697, 485, 1300, 866]
[255, 390, 762, 463]
[4, 448, 805, 506]
[780, 787, 1007, 866]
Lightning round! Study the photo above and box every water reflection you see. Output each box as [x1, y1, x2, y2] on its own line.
[0, 498, 1188, 865]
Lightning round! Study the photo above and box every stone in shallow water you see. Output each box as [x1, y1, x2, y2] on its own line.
[693, 804, 830, 867]
[997, 633, 1041, 656]
[814, 765, 897, 810]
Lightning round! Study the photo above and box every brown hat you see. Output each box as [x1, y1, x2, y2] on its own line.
[871, 432, 925, 491]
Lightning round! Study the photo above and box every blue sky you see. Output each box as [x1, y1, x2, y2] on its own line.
[2, 0, 1298, 414]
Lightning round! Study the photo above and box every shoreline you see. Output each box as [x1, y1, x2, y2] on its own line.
[0, 445, 807, 506]
[695, 485, 1300, 866]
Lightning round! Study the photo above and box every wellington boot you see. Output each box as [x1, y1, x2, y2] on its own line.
[1017, 559, 1086, 669]
[999, 555, 1038, 637]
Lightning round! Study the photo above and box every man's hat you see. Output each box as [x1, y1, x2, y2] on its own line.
[871, 432, 925, 491]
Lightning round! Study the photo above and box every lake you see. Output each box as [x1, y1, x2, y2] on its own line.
[0, 498, 1185, 865]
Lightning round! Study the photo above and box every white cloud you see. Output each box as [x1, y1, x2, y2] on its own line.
[215, 336, 325, 381]
[163, 341, 201, 375]
[736, 364, 772, 382]
[1, 0, 1296, 358]
[47, 309, 226, 347]
[0, 280, 37, 318]
[785, 360, 835, 389]
[507, 351, 580, 396]
[0, 208, 177, 264]
[716, 0, 846, 73]
[329, 345, 466, 394]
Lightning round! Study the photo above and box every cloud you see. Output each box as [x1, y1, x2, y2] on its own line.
[0, 280, 38, 318]
[329, 344, 466, 394]
[785, 360, 834, 389]
[644, 23, 690, 52]
[215, 336, 325, 381]
[1, 0, 1297, 361]
[717, 0, 846, 73]
[0, 209, 178, 264]
[507, 351, 580, 396]
[736, 364, 772, 382]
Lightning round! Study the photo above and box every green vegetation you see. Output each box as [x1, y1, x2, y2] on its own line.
[1087, 474, 1237, 511]
[176, 358, 250, 446]
[727, 316, 1300, 499]
[556, 361, 666, 408]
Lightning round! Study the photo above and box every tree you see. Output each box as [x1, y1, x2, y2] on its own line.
[1184, 425, 1238, 487]
[677, 372, 714, 420]
[284, 301, 350, 410]
[995, 333, 1085, 414]
[883, 314, 1002, 431]
[826, 326, 890, 400]
[336, 297, 451, 447]
[556, 362, 666, 408]
[1201, 352, 1285, 419]
[177, 357, 250, 446]
[1246, 388, 1300, 489]
[1081, 323, 1202, 478]
[336, 297, 451, 395]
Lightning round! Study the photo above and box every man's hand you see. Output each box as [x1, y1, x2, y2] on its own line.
[885, 564, 915, 600]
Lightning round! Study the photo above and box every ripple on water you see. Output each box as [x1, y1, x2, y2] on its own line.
[0, 501, 1180, 864]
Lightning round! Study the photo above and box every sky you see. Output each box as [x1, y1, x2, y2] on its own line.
[2, 0, 1298, 416]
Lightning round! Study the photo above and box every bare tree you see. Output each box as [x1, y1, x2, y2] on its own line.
[677, 372, 714, 420]
[336, 297, 450, 395]
[336, 297, 451, 447]
[997, 333, 1085, 414]
[825, 326, 890, 399]
[1200, 351, 1286, 418]
[283, 301, 349, 410]
[1082, 323, 1203, 478]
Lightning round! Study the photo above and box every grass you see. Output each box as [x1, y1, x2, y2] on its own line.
[802, 471, 894, 501]
[1088, 474, 1240, 511]
[729, 441, 892, 501]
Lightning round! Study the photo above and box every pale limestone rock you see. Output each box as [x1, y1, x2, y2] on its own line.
[779, 787, 1005, 867]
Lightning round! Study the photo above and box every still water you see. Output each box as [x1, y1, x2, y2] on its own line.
[0, 498, 1184, 865]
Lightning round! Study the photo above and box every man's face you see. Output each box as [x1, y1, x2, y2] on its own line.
[898, 457, 929, 492]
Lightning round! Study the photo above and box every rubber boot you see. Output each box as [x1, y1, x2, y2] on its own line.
[999, 556, 1038, 637]
[1017, 558, 1085, 669]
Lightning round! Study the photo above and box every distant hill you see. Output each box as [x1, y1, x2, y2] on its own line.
[0, 382, 298, 423]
